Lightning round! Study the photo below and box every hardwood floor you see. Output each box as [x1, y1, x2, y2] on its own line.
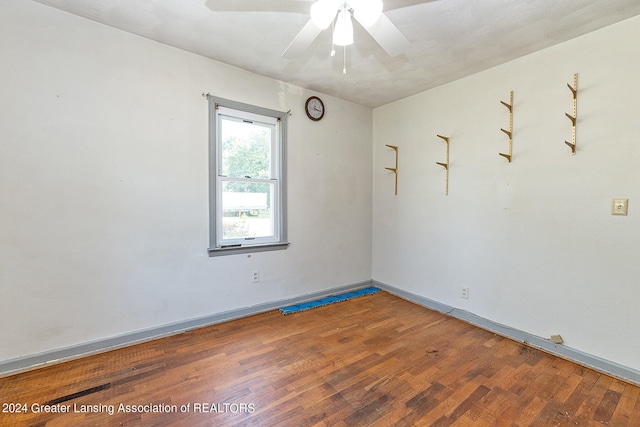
[1, 291, 639, 426]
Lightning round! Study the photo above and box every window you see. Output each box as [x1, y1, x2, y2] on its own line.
[207, 96, 288, 256]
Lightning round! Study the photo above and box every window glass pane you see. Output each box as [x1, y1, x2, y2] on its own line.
[221, 181, 274, 240]
[220, 118, 271, 179]
[209, 97, 287, 255]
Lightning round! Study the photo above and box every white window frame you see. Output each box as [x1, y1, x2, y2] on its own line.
[207, 96, 289, 256]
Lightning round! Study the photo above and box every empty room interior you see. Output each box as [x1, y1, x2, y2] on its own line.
[2, 0, 640, 425]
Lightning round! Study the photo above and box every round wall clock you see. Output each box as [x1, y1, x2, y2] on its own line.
[305, 96, 325, 121]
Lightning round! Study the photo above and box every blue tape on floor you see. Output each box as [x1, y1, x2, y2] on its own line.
[279, 286, 381, 315]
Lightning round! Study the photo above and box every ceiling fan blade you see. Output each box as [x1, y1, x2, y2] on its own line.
[282, 19, 323, 58]
[357, 13, 411, 57]
[205, 0, 311, 14]
[383, 0, 439, 12]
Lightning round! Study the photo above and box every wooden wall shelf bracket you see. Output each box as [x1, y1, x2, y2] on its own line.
[499, 91, 513, 162]
[385, 144, 399, 195]
[436, 135, 450, 195]
[565, 73, 578, 154]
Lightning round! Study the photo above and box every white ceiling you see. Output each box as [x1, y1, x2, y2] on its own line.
[34, 0, 640, 107]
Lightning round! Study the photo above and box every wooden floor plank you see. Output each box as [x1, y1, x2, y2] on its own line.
[1, 291, 638, 426]
[609, 381, 639, 427]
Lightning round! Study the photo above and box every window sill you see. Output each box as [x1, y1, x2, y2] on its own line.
[208, 242, 290, 257]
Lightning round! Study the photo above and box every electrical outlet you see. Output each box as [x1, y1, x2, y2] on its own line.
[252, 271, 260, 283]
[461, 288, 469, 299]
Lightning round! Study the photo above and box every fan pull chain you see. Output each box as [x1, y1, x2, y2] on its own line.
[331, 19, 336, 57]
[329, 12, 346, 74]
[343, 46, 347, 75]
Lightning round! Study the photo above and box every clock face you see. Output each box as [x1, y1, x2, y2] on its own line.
[305, 96, 324, 121]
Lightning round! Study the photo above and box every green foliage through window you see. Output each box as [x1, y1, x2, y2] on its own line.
[221, 119, 271, 193]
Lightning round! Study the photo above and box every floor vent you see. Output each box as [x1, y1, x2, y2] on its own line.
[44, 383, 111, 405]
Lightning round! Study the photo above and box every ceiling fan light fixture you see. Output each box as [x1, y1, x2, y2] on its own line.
[333, 8, 353, 46]
[310, 0, 339, 30]
[353, 0, 383, 27]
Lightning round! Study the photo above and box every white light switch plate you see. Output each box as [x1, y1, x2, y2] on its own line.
[612, 198, 628, 216]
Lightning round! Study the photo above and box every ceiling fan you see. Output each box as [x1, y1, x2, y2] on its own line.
[283, 0, 409, 59]
[205, 0, 433, 59]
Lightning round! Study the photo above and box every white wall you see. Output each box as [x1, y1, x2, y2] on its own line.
[0, 0, 372, 362]
[373, 16, 640, 372]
